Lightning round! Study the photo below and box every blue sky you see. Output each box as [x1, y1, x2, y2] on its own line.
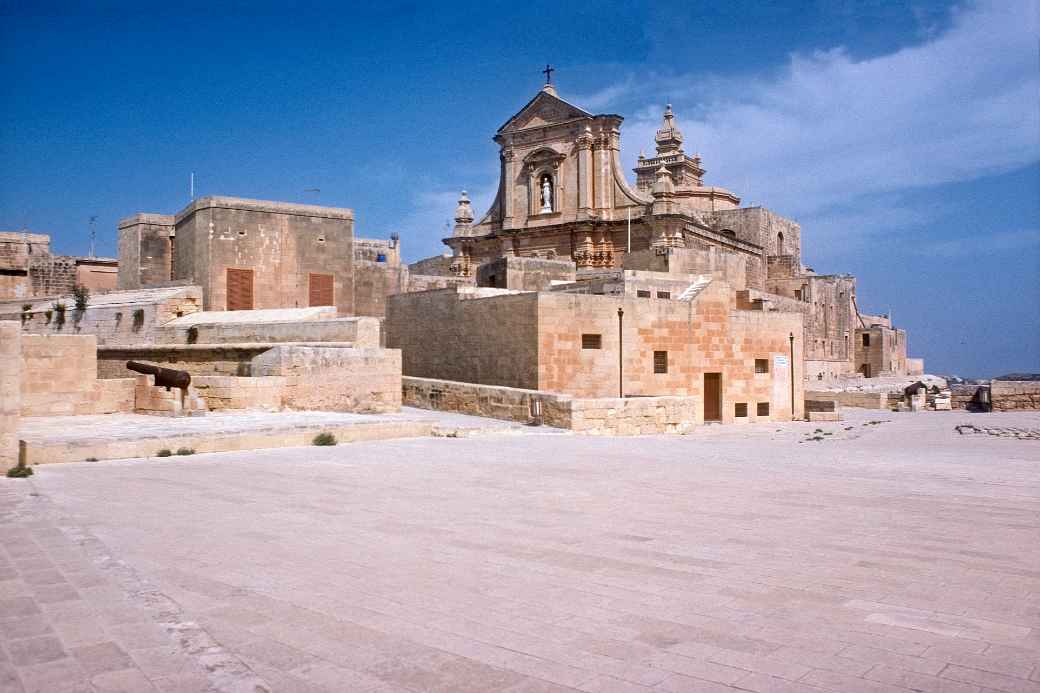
[1, 0, 1037, 377]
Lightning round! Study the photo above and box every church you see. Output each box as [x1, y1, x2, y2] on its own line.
[430, 75, 920, 384]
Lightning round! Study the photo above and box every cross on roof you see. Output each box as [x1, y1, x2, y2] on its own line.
[542, 64, 554, 84]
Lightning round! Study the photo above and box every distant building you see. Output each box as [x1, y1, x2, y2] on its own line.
[0, 231, 117, 300]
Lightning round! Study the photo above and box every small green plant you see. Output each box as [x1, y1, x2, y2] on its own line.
[44, 309, 53, 324]
[114, 311, 123, 325]
[186, 326, 198, 344]
[132, 308, 145, 331]
[20, 304, 32, 324]
[6, 461, 33, 478]
[85, 457, 98, 462]
[176, 447, 195, 456]
[72, 285, 89, 312]
[312, 432, 337, 446]
[814, 428, 823, 433]
[52, 302, 66, 329]
[156, 448, 172, 457]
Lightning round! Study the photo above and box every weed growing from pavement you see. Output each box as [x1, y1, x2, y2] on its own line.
[312, 432, 337, 446]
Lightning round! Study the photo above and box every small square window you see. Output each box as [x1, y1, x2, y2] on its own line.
[755, 358, 769, 374]
[757, 402, 770, 416]
[636, 290, 651, 298]
[656, 291, 671, 299]
[581, 334, 602, 349]
[653, 351, 668, 374]
[862, 334, 871, 347]
[735, 403, 748, 417]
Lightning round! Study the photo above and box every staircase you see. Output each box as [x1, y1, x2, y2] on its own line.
[677, 277, 712, 302]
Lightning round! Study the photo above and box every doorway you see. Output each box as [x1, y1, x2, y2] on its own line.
[704, 372, 722, 422]
[226, 268, 254, 311]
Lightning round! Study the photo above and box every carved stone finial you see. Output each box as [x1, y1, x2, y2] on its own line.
[652, 165, 674, 196]
[655, 103, 684, 156]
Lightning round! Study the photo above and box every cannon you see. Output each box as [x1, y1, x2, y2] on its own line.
[126, 361, 191, 390]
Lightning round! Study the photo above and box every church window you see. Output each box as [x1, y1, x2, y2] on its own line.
[581, 334, 602, 349]
[653, 351, 668, 374]
[755, 359, 769, 374]
[776, 232, 784, 255]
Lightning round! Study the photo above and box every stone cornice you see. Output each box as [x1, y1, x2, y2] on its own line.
[174, 196, 354, 224]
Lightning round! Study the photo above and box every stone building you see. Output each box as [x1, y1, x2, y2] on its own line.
[432, 79, 919, 381]
[387, 279, 804, 423]
[118, 197, 465, 318]
[0, 231, 117, 300]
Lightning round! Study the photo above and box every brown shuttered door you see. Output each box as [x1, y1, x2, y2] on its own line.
[308, 273, 334, 307]
[226, 268, 254, 311]
[704, 372, 722, 422]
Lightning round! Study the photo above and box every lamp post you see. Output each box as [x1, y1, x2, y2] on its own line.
[618, 306, 625, 398]
[789, 331, 796, 420]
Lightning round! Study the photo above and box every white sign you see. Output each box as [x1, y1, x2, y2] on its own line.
[774, 355, 789, 367]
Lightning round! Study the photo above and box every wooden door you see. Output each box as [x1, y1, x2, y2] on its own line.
[226, 268, 254, 311]
[308, 273, 334, 307]
[704, 372, 722, 422]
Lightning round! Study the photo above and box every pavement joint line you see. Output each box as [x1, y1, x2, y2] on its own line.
[20, 476, 273, 693]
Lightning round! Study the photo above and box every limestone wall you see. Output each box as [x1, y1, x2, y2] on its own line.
[951, 384, 988, 411]
[20, 335, 135, 416]
[0, 322, 21, 470]
[991, 381, 1040, 411]
[156, 316, 380, 347]
[387, 289, 540, 389]
[97, 344, 274, 378]
[402, 376, 699, 435]
[251, 346, 401, 413]
[191, 376, 287, 411]
[0, 286, 202, 345]
[806, 389, 888, 409]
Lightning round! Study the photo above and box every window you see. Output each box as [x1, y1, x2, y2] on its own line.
[581, 334, 602, 349]
[653, 351, 668, 374]
[722, 229, 736, 238]
[862, 333, 871, 347]
[656, 291, 671, 299]
[308, 273, 334, 307]
[794, 289, 801, 300]
[636, 290, 651, 298]
[755, 359, 769, 374]
[776, 231, 784, 255]
[735, 403, 748, 417]
[757, 402, 770, 416]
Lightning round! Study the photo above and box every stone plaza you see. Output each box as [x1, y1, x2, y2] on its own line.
[1, 409, 1038, 692]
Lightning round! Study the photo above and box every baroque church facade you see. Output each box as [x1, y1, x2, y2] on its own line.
[440, 79, 915, 382]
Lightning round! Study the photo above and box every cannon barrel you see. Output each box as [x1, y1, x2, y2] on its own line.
[126, 361, 191, 390]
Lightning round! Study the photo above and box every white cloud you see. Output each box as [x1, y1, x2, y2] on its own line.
[924, 228, 1040, 258]
[615, 0, 1038, 219]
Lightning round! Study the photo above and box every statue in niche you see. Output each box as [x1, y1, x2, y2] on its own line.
[539, 174, 553, 213]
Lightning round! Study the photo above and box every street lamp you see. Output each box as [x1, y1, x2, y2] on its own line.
[618, 306, 625, 398]
[789, 331, 796, 419]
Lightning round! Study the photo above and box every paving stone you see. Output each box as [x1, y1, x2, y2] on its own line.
[7, 635, 66, 666]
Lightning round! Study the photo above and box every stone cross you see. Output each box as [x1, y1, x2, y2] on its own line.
[543, 64, 554, 84]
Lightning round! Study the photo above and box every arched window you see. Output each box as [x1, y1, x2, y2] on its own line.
[538, 173, 554, 213]
[721, 229, 736, 239]
[776, 231, 784, 255]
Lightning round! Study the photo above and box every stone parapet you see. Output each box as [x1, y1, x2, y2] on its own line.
[806, 390, 887, 410]
[191, 376, 287, 411]
[402, 376, 699, 435]
[991, 381, 1040, 411]
[0, 321, 20, 470]
[20, 335, 136, 416]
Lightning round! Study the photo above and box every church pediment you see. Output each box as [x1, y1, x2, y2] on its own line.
[497, 89, 593, 134]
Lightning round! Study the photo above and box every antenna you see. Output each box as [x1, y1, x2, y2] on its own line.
[88, 216, 98, 258]
[190, 172, 195, 201]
